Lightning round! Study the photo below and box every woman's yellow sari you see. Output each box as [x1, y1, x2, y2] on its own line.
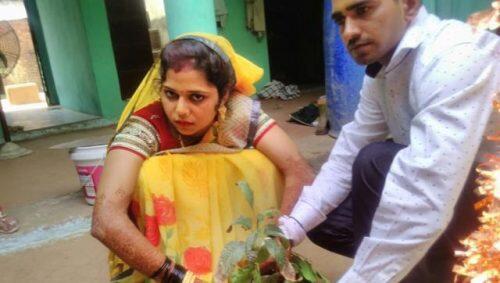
[108, 33, 284, 282]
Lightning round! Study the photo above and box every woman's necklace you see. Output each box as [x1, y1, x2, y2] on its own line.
[167, 119, 215, 148]
[170, 127, 202, 148]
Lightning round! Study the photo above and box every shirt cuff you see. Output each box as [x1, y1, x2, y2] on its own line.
[278, 215, 306, 245]
[289, 198, 327, 232]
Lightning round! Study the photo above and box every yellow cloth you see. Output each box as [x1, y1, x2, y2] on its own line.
[116, 33, 263, 131]
[109, 150, 284, 282]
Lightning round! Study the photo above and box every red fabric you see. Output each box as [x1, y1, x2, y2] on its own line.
[108, 146, 147, 160]
[144, 215, 160, 246]
[133, 102, 180, 151]
[152, 194, 176, 226]
[253, 122, 276, 147]
[183, 247, 212, 275]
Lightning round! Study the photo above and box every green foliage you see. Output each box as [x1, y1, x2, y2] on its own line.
[215, 181, 328, 282]
[264, 239, 285, 268]
[230, 266, 253, 282]
[227, 216, 252, 233]
[236, 181, 254, 208]
[215, 241, 246, 282]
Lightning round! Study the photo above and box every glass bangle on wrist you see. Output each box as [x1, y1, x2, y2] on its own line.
[151, 257, 171, 279]
[162, 263, 186, 283]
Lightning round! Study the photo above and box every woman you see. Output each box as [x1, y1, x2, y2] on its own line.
[92, 33, 313, 282]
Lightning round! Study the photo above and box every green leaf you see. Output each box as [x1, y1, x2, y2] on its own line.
[252, 266, 263, 283]
[264, 224, 285, 238]
[236, 181, 254, 208]
[230, 266, 254, 283]
[246, 230, 266, 255]
[257, 209, 280, 228]
[215, 241, 246, 282]
[233, 216, 253, 231]
[264, 239, 286, 268]
[256, 247, 270, 264]
[261, 209, 280, 219]
[295, 257, 317, 282]
[278, 236, 291, 250]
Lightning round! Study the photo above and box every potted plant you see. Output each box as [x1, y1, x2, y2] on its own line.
[215, 182, 328, 283]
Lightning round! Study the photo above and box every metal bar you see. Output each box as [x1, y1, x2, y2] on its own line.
[0, 77, 11, 142]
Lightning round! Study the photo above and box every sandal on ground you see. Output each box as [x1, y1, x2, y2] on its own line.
[0, 210, 20, 234]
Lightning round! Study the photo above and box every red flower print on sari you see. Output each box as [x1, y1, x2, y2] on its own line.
[144, 215, 160, 246]
[152, 195, 176, 225]
[183, 247, 212, 275]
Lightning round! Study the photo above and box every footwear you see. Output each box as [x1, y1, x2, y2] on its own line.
[315, 96, 330, 135]
[288, 103, 319, 127]
[0, 210, 20, 234]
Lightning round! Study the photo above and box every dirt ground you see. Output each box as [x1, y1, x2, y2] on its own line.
[0, 90, 352, 282]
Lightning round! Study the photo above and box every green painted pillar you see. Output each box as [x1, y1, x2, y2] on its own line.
[164, 0, 217, 39]
[422, 0, 492, 21]
[79, 0, 124, 121]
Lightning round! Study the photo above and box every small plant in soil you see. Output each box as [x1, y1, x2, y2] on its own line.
[215, 181, 328, 283]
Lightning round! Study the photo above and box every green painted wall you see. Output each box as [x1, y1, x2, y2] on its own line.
[422, 0, 493, 21]
[164, 0, 217, 38]
[31, 0, 101, 116]
[23, 0, 59, 105]
[79, 0, 124, 120]
[217, 1, 270, 91]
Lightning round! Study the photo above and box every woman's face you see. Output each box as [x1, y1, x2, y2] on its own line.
[161, 67, 220, 137]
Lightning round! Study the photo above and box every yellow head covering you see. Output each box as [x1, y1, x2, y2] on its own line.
[116, 33, 263, 130]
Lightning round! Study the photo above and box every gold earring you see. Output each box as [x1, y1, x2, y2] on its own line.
[218, 105, 227, 123]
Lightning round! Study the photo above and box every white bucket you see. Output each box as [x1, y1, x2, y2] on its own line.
[69, 145, 107, 205]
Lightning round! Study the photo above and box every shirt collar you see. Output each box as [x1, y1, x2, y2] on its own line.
[365, 62, 383, 78]
[365, 6, 432, 77]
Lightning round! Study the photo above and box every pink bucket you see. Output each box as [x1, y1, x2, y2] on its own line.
[69, 145, 107, 205]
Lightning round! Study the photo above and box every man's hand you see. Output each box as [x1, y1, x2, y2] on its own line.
[278, 215, 307, 246]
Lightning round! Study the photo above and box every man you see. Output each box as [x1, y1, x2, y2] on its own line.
[279, 0, 499, 282]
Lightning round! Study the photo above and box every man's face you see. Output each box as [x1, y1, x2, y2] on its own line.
[332, 0, 416, 65]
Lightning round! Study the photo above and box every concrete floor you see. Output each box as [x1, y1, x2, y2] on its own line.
[0, 126, 114, 207]
[2, 93, 100, 132]
[5, 106, 100, 132]
[0, 90, 352, 282]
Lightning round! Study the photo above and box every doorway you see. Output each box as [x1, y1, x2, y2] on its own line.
[104, 0, 157, 100]
[0, 1, 48, 114]
[264, 0, 324, 88]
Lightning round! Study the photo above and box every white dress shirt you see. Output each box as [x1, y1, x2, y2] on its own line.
[283, 7, 499, 282]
